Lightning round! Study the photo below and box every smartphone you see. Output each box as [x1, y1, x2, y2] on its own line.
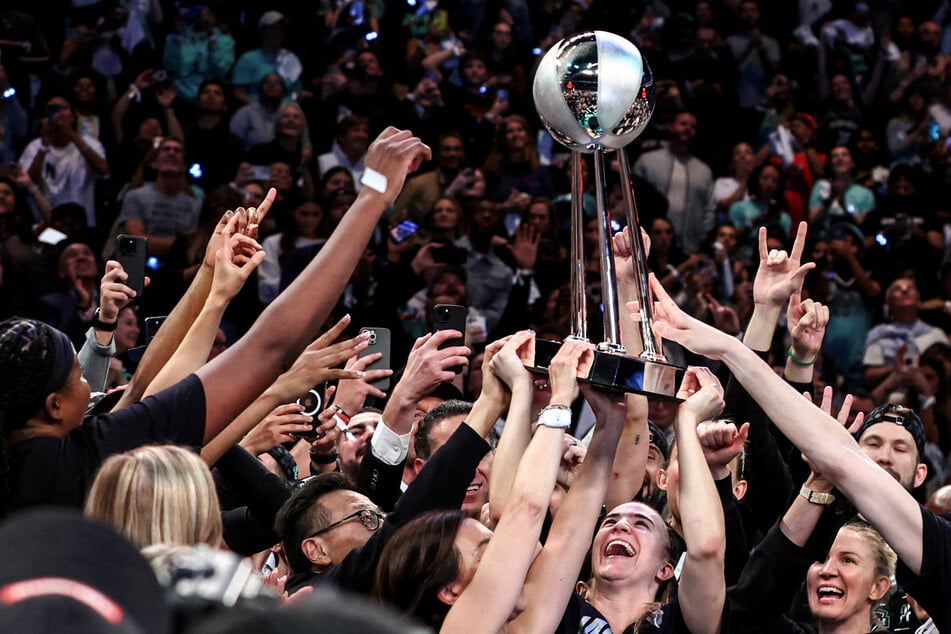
[115, 234, 148, 299]
[433, 303, 467, 374]
[250, 164, 272, 181]
[389, 219, 419, 245]
[358, 326, 391, 391]
[46, 103, 63, 123]
[143, 316, 167, 345]
[293, 383, 327, 440]
[496, 87, 509, 102]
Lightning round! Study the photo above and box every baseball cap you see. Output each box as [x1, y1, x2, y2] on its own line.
[854, 403, 927, 460]
[0, 509, 169, 633]
[258, 11, 286, 29]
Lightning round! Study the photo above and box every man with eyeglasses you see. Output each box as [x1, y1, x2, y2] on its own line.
[276, 341, 508, 595]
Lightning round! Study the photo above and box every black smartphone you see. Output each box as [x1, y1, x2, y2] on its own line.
[433, 303, 467, 374]
[389, 219, 419, 245]
[143, 316, 167, 344]
[358, 326, 392, 391]
[115, 234, 148, 298]
[292, 383, 327, 440]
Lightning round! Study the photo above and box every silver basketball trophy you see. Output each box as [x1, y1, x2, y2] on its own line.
[529, 31, 683, 399]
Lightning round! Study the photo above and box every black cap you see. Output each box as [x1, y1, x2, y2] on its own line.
[0, 509, 170, 634]
[648, 420, 670, 461]
[854, 403, 927, 460]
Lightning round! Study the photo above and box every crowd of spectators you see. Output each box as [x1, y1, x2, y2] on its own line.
[2, 0, 951, 632]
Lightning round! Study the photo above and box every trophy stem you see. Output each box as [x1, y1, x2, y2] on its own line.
[592, 148, 623, 349]
[617, 149, 667, 362]
[569, 151, 588, 341]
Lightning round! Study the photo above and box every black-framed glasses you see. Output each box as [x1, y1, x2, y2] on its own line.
[307, 509, 385, 538]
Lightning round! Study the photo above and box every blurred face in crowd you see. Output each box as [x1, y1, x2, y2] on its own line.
[490, 22, 513, 50]
[669, 113, 697, 145]
[469, 200, 501, 235]
[136, 118, 163, 145]
[591, 502, 673, 587]
[504, 118, 529, 152]
[731, 142, 755, 175]
[73, 76, 96, 105]
[337, 411, 378, 480]
[293, 202, 323, 238]
[114, 307, 141, 355]
[269, 162, 294, 191]
[0, 180, 15, 214]
[830, 74, 853, 103]
[715, 225, 738, 254]
[154, 139, 185, 175]
[757, 165, 781, 200]
[340, 122, 369, 158]
[260, 72, 286, 101]
[277, 104, 305, 139]
[462, 58, 488, 87]
[829, 147, 854, 177]
[438, 136, 465, 172]
[58, 243, 98, 280]
[525, 201, 553, 234]
[738, 1, 760, 28]
[322, 170, 354, 198]
[198, 82, 227, 113]
[805, 527, 890, 627]
[432, 197, 462, 231]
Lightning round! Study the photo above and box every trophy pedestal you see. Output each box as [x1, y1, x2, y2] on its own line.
[528, 338, 684, 401]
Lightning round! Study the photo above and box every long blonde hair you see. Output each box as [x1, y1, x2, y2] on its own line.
[85, 445, 223, 549]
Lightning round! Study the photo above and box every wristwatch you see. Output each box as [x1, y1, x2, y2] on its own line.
[92, 308, 118, 332]
[799, 484, 835, 506]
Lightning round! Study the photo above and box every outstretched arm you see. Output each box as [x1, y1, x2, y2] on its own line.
[196, 128, 431, 443]
[674, 367, 728, 634]
[441, 339, 590, 634]
[649, 273, 926, 574]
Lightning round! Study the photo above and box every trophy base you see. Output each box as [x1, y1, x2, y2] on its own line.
[529, 338, 684, 401]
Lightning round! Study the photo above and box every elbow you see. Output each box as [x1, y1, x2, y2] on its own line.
[688, 533, 725, 564]
[506, 491, 550, 525]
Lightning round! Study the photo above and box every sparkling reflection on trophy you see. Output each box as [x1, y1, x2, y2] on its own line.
[530, 31, 683, 399]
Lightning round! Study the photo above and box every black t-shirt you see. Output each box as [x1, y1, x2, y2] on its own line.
[557, 592, 690, 634]
[5, 374, 206, 514]
[896, 506, 951, 633]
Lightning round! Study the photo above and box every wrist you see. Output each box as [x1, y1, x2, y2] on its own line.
[710, 465, 731, 481]
[787, 345, 819, 367]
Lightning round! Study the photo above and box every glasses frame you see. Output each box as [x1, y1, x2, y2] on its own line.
[307, 509, 385, 539]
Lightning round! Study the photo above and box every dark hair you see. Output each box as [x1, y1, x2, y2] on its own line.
[414, 400, 473, 460]
[0, 177, 37, 244]
[0, 319, 71, 501]
[374, 510, 465, 628]
[747, 161, 786, 202]
[274, 472, 358, 573]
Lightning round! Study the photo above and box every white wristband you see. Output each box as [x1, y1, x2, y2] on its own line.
[536, 405, 571, 429]
[360, 167, 388, 194]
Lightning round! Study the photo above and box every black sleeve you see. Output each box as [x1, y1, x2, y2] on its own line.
[723, 352, 797, 537]
[895, 508, 951, 633]
[355, 446, 405, 512]
[317, 424, 491, 595]
[728, 523, 815, 634]
[715, 474, 750, 586]
[213, 446, 293, 555]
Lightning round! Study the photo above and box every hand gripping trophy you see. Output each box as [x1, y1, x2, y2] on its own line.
[530, 31, 683, 399]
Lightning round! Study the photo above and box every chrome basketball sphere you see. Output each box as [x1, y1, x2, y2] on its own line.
[533, 31, 655, 152]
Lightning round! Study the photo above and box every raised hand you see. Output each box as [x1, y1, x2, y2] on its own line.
[209, 212, 267, 302]
[648, 273, 733, 360]
[488, 330, 534, 390]
[787, 290, 829, 364]
[706, 293, 741, 335]
[332, 351, 393, 414]
[508, 223, 540, 270]
[203, 188, 276, 269]
[98, 261, 138, 321]
[677, 366, 726, 424]
[270, 316, 370, 401]
[363, 127, 432, 204]
[752, 222, 815, 308]
[697, 419, 750, 480]
[398, 330, 471, 400]
[547, 339, 594, 407]
[240, 402, 315, 455]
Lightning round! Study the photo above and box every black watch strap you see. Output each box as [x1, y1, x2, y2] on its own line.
[92, 308, 118, 332]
